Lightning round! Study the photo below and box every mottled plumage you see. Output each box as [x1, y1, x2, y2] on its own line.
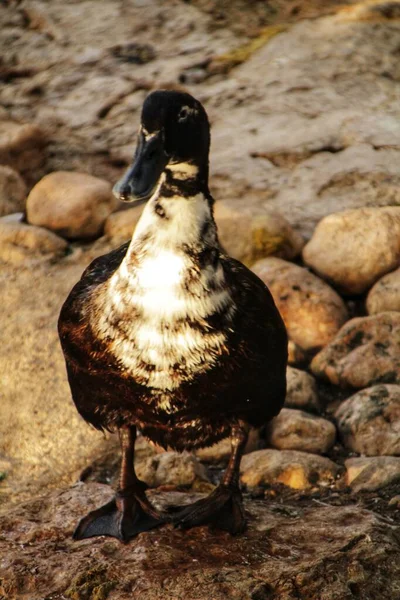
[58, 90, 287, 541]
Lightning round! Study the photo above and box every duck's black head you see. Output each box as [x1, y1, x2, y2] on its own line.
[113, 90, 210, 204]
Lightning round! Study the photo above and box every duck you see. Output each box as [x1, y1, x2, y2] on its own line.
[58, 90, 288, 542]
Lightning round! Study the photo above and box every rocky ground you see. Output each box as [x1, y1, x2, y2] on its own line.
[1, 1, 400, 599]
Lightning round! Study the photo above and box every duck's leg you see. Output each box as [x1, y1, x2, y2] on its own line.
[74, 426, 165, 542]
[173, 423, 248, 534]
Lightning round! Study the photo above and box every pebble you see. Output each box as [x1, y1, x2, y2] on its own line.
[335, 384, 400, 456]
[26, 171, 117, 240]
[311, 312, 400, 388]
[252, 257, 348, 351]
[268, 408, 336, 454]
[240, 449, 339, 490]
[303, 207, 400, 294]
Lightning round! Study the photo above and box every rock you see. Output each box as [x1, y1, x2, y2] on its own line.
[285, 367, 320, 412]
[0, 257, 116, 506]
[1, 484, 399, 600]
[104, 204, 144, 241]
[0, 221, 67, 265]
[367, 268, 400, 315]
[0, 165, 27, 217]
[135, 451, 209, 489]
[335, 384, 400, 456]
[268, 408, 336, 454]
[196, 428, 261, 465]
[345, 456, 400, 492]
[311, 313, 400, 388]
[302, 207, 400, 295]
[0, 119, 47, 185]
[252, 257, 349, 352]
[214, 201, 304, 266]
[287, 340, 307, 366]
[240, 449, 339, 490]
[26, 171, 117, 240]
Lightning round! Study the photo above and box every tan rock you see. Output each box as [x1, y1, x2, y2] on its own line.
[345, 456, 400, 492]
[268, 408, 336, 454]
[0, 165, 27, 217]
[104, 204, 144, 241]
[0, 221, 67, 265]
[311, 313, 400, 388]
[135, 451, 209, 488]
[215, 201, 304, 266]
[367, 268, 400, 315]
[285, 367, 320, 412]
[287, 340, 307, 366]
[252, 257, 348, 351]
[196, 428, 261, 465]
[303, 207, 400, 295]
[240, 449, 339, 490]
[335, 385, 400, 456]
[26, 171, 117, 240]
[0, 120, 46, 185]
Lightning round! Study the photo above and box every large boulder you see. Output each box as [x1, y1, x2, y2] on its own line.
[303, 207, 400, 295]
[335, 385, 400, 456]
[0, 165, 27, 217]
[311, 312, 400, 388]
[367, 268, 400, 315]
[1, 484, 399, 600]
[26, 171, 117, 240]
[252, 257, 348, 351]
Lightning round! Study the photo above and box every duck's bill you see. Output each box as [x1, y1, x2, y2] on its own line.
[112, 133, 168, 204]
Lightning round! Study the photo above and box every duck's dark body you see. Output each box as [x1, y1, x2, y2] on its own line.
[58, 90, 287, 541]
[59, 241, 287, 452]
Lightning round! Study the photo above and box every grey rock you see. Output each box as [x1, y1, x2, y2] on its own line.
[335, 385, 400, 456]
[285, 367, 320, 412]
[345, 456, 400, 492]
[268, 408, 336, 454]
[311, 312, 400, 388]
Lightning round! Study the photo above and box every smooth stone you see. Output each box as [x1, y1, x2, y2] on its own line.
[268, 408, 336, 454]
[195, 428, 261, 465]
[0, 165, 27, 217]
[214, 201, 304, 266]
[26, 171, 117, 240]
[0, 221, 67, 265]
[240, 449, 339, 490]
[311, 312, 400, 388]
[252, 257, 348, 351]
[285, 367, 320, 412]
[104, 204, 144, 241]
[135, 451, 209, 489]
[303, 207, 400, 295]
[367, 268, 400, 315]
[335, 384, 400, 456]
[345, 456, 400, 492]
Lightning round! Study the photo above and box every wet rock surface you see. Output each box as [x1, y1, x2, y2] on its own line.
[335, 384, 400, 456]
[311, 312, 400, 388]
[26, 171, 117, 240]
[1, 483, 399, 600]
[303, 207, 400, 295]
[367, 267, 400, 315]
[240, 449, 339, 491]
[268, 408, 336, 454]
[252, 257, 348, 352]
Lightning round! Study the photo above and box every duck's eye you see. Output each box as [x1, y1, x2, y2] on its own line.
[178, 107, 189, 122]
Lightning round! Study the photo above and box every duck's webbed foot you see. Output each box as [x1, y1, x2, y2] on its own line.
[173, 422, 249, 535]
[73, 484, 165, 542]
[173, 483, 246, 534]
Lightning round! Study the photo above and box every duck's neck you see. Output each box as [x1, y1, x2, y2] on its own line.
[127, 164, 218, 261]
